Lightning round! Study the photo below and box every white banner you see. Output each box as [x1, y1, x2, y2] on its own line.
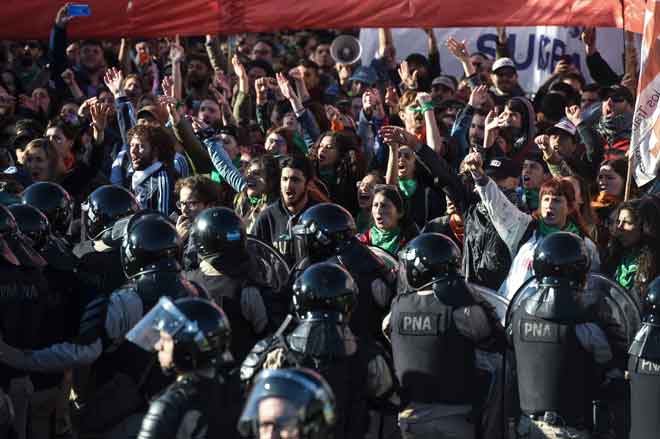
[359, 27, 627, 93]
[631, 1, 660, 186]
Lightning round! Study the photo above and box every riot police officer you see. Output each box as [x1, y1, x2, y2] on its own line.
[0, 212, 202, 436]
[238, 368, 337, 439]
[0, 205, 49, 439]
[241, 262, 394, 439]
[128, 297, 241, 439]
[385, 233, 501, 439]
[508, 232, 616, 439]
[628, 276, 660, 439]
[21, 182, 74, 242]
[291, 203, 395, 339]
[73, 185, 140, 296]
[184, 207, 268, 362]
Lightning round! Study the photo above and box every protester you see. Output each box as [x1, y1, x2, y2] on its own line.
[0, 8, 657, 439]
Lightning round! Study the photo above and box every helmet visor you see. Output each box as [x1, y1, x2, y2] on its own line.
[126, 296, 190, 351]
[238, 369, 334, 437]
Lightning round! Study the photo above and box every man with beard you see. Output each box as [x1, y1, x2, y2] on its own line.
[185, 53, 212, 110]
[127, 124, 175, 215]
[52, 5, 107, 98]
[253, 155, 317, 264]
[489, 58, 526, 107]
[565, 85, 633, 162]
[12, 40, 49, 92]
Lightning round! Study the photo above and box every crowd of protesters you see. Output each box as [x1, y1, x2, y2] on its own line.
[1, 2, 660, 439]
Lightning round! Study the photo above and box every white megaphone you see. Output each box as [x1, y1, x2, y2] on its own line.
[330, 35, 362, 65]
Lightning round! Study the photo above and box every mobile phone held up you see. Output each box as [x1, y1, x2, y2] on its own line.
[67, 4, 91, 17]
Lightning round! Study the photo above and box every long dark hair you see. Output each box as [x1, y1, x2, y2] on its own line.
[604, 197, 660, 296]
[372, 184, 418, 241]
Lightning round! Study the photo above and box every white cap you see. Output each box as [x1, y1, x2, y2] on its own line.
[492, 57, 516, 73]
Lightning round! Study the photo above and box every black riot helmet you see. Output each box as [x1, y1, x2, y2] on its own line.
[126, 297, 233, 373]
[191, 207, 248, 264]
[0, 204, 46, 267]
[643, 277, 660, 324]
[398, 233, 462, 290]
[8, 204, 51, 251]
[83, 185, 140, 242]
[292, 203, 357, 262]
[533, 231, 591, 287]
[292, 262, 358, 322]
[21, 182, 73, 236]
[238, 368, 336, 439]
[121, 212, 182, 279]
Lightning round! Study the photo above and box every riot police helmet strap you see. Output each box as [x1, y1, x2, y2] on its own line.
[238, 368, 336, 439]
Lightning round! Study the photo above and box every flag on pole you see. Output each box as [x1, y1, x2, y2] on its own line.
[631, 0, 660, 186]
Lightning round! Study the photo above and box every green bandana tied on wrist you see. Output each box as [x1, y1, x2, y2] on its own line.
[398, 178, 417, 199]
[370, 226, 401, 255]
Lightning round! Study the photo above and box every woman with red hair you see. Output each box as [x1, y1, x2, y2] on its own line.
[463, 151, 600, 299]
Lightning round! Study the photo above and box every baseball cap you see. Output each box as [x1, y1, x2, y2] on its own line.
[431, 75, 456, 92]
[349, 66, 378, 86]
[136, 105, 165, 125]
[603, 85, 634, 105]
[546, 119, 577, 138]
[485, 157, 520, 180]
[524, 150, 550, 174]
[492, 57, 516, 73]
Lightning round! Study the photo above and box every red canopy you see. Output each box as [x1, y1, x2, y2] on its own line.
[0, 0, 645, 40]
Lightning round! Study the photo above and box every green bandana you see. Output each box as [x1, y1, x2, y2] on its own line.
[537, 220, 581, 237]
[523, 188, 539, 211]
[398, 178, 417, 199]
[248, 196, 263, 206]
[614, 253, 639, 290]
[370, 226, 401, 255]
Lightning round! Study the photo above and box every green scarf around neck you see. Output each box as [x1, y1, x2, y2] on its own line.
[615, 253, 639, 290]
[537, 220, 580, 237]
[398, 178, 417, 199]
[370, 225, 401, 255]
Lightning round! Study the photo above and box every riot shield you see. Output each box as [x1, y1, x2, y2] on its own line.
[247, 236, 290, 293]
[506, 273, 641, 349]
[469, 283, 509, 325]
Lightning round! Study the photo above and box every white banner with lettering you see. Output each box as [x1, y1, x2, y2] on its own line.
[359, 27, 627, 93]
